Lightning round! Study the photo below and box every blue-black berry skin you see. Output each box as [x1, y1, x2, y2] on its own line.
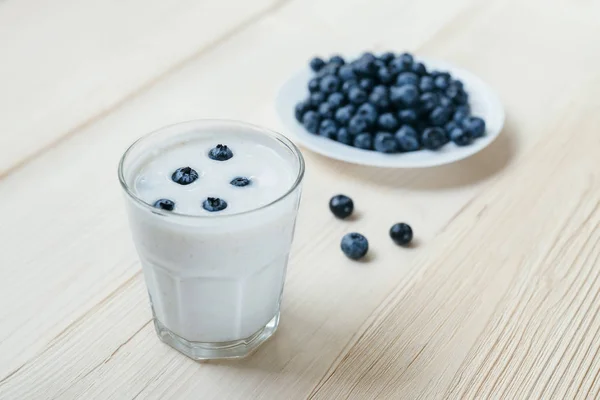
[318, 102, 335, 119]
[309, 92, 326, 107]
[337, 128, 353, 145]
[377, 113, 399, 131]
[338, 65, 356, 81]
[320, 75, 341, 94]
[430, 106, 452, 126]
[438, 95, 452, 108]
[348, 115, 370, 135]
[419, 92, 438, 113]
[453, 106, 470, 122]
[329, 194, 354, 218]
[449, 127, 473, 146]
[395, 125, 420, 152]
[348, 87, 368, 105]
[390, 223, 413, 245]
[419, 76, 435, 92]
[172, 166, 199, 185]
[462, 117, 486, 138]
[374, 132, 399, 153]
[329, 55, 345, 65]
[335, 105, 354, 126]
[341, 232, 369, 260]
[353, 133, 373, 150]
[380, 52, 395, 63]
[359, 78, 375, 92]
[208, 144, 234, 161]
[369, 91, 391, 111]
[295, 100, 312, 122]
[302, 110, 321, 133]
[422, 127, 447, 150]
[434, 75, 449, 90]
[342, 80, 358, 93]
[309, 57, 326, 72]
[377, 67, 394, 84]
[308, 78, 320, 93]
[327, 92, 345, 108]
[445, 120, 459, 133]
[153, 198, 175, 211]
[356, 103, 379, 124]
[319, 119, 338, 139]
[390, 84, 419, 107]
[230, 177, 251, 187]
[411, 62, 427, 76]
[202, 197, 228, 212]
[400, 52, 414, 66]
[396, 72, 419, 86]
[398, 109, 418, 125]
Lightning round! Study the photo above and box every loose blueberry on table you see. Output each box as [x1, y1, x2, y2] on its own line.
[153, 198, 175, 211]
[390, 223, 413, 246]
[202, 197, 228, 212]
[329, 194, 354, 219]
[294, 51, 488, 153]
[341, 232, 369, 260]
[171, 166, 199, 185]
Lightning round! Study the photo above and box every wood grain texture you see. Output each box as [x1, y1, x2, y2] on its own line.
[1, 0, 600, 399]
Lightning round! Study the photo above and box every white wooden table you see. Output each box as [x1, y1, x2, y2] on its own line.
[2, 0, 600, 398]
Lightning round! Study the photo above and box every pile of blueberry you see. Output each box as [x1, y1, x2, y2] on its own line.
[330, 194, 413, 260]
[294, 52, 486, 152]
[153, 144, 250, 213]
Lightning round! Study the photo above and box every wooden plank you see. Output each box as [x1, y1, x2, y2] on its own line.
[1, 0, 600, 398]
[0, 0, 277, 174]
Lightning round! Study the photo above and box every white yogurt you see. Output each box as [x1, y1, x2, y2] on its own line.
[121, 121, 303, 345]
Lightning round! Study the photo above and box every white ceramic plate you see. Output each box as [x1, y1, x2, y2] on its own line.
[275, 57, 505, 168]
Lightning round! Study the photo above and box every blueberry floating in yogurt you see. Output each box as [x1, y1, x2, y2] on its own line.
[208, 144, 233, 161]
[341, 232, 369, 260]
[203, 197, 228, 212]
[230, 177, 251, 187]
[153, 198, 175, 211]
[171, 166, 198, 185]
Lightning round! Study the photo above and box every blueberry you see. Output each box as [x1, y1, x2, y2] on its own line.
[348, 87, 368, 105]
[389, 57, 409, 74]
[430, 106, 452, 126]
[329, 55, 345, 66]
[202, 197, 227, 212]
[445, 84, 460, 101]
[353, 133, 373, 150]
[360, 52, 377, 63]
[389, 223, 413, 245]
[309, 57, 326, 72]
[309, 92, 326, 107]
[390, 85, 419, 107]
[302, 110, 320, 133]
[338, 65, 356, 81]
[419, 92, 438, 113]
[308, 78, 320, 93]
[341, 232, 369, 260]
[353, 59, 377, 77]
[294, 100, 312, 122]
[320, 75, 341, 94]
[449, 127, 473, 146]
[380, 52, 395, 63]
[419, 76, 435, 92]
[356, 103, 378, 124]
[372, 85, 388, 95]
[396, 72, 419, 86]
[319, 119, 338, 139]
[171, 166, 199, 185]
[153, 198, 175, 211]
[462, 117, 486, 138]
[434, 75, 449, 90]
[395, 125, 420, 152]
[369, 91, 391, 111]
[318, 102, 335, 119]
[359, 78, 375, 92]
[398, 109, 418, 125]
[411, 62, 427, 76]
[329, 194, 354, 218]
[337, 127, 353, 145]
[452, 79, 464, 89]
[327, 92, 346, 108]
[438, 95, 452, 108]
[348, 115, 370, 135]
[400, 52, 414, 66]
[374, 132, 399, 153]
[377, 113, 399, 131]
[342, 80, 358, 93]
[377, 67, 395, 84]
[445, 121, 459, 133]
[316, 63, 339, 78]
[422, 127, 447, 150]
[453, 107, 470, 123]
[230, 177, 251, 187]
[454, 89, 469, 105]
[208, 144, 234, 161]
[335, 105, 355, 125]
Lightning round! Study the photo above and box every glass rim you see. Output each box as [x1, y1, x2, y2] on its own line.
[118, 119, 305, 219]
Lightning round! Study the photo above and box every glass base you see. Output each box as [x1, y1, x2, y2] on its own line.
[153, 312, 280, 360]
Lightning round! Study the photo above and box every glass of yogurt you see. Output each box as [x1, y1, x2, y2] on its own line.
[118, 120, 305, 360]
